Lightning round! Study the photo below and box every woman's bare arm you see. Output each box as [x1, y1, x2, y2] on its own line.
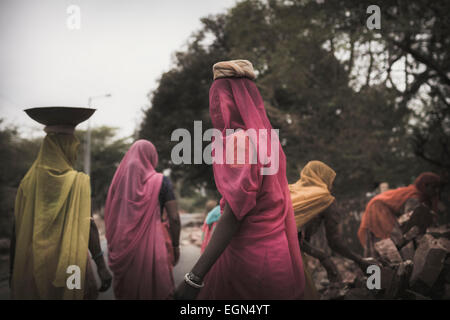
[164, 199, 181, 265]
[88, 218, 112, 292]
[174, 201, 241, 299]
[323, 201, 370, 270]
[164, 200, 181, 247]
[191, 201, 241, 279]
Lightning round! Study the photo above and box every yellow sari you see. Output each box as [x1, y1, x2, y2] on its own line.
[289, 161, 336, 299]
[11, 133, 91, 299]
[289, 161, 336, 228]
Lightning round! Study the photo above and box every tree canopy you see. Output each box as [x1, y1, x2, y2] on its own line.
[140, 0, 449, 197]
[0, 124, 130, 238]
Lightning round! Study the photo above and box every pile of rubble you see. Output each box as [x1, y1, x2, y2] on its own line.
[307, 204, 450, 300]
[307, 254, 374, 300]
[370, 204, 450, 299]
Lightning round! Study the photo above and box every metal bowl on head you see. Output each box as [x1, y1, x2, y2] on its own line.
[24, 106, 96, 127]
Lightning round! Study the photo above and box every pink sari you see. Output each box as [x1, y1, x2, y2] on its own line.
[198, 78, 305, 299]
[104, 140, 173, 299]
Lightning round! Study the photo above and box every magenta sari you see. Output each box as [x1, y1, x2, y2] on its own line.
[104, 140, 173, 299]
[198, 78, 305, 299]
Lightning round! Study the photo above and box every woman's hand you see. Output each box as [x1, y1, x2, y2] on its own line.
[165, 200, 181, 267]
[97, 264, 113, 292]
[173, 246, 180, 266]
[174, 201, 240, 300]
[174, 280, 201, 300]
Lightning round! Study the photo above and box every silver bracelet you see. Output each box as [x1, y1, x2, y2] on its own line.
[184, 272, 204, 289]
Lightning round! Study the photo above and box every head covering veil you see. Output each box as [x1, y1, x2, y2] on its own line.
[208, 67, 305, 298]
[104, 140, 173, 299]
[12, 133, 91, 299]
[289, 161, 336, 228]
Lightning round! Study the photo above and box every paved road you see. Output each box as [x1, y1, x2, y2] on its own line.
[173, 244, 201, 286]
[96, 238, 201, 299]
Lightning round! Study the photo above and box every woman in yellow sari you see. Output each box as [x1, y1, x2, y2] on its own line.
[289, 161, 370, 299]
[10, 107, 112, 299]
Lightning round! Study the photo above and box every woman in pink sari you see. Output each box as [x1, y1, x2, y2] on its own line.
[174, 60, 305, 300]
[104, 140, 180, 299]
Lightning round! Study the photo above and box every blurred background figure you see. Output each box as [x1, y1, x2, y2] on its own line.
[379, 182, 390, 194]
[104, 140, 180, 299]
[358, 172, 442, 257]
[10, 107, 111, 300]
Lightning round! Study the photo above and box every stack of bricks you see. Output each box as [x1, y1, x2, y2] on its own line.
[372, 204, 450, 299]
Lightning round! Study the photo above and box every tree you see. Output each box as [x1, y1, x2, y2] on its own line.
[139, 0, 449, 201]
[0, 123, 130, 237]
[298, 0, 450, 174]
[0, 121, 41, 238]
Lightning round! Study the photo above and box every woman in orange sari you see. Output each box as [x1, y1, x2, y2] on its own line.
[358, 172, 441, 254]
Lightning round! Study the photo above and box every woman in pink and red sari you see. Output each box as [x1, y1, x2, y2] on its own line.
[174, 60, 305, 300]
[104, 140, 181, 299]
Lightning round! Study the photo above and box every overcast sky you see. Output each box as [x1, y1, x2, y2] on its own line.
[0, 0, 236, 138]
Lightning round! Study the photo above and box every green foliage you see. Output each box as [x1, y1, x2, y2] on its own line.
[0, 121, 41, 238]
[139, 0, 450, 199]
[0, 124, 130, 238]
[139, 27, 228, 194]
[0, 122, 41, 188]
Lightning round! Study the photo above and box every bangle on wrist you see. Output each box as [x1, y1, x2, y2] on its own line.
[184, 272, 204, 289]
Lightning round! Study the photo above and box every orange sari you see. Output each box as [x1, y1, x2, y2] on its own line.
[358, 172, 440, 247]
